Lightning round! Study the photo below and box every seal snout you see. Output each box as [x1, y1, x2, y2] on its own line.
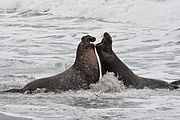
[104, 32, 110, 38]
[81, 35, 96, 44]
[87, 35, 96, 42]
[96, 32, 112, 47]
[103, 32, 112, 45]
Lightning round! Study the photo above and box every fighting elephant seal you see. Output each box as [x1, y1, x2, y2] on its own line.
[96, 32, 179, 89]
[4, 35, 100, 93]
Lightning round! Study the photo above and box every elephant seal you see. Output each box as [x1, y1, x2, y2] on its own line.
[4, 35, 100, 93]
[96, 32, 179, 89]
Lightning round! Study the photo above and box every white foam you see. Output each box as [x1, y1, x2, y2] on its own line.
[90, 72, 125, 92]
[0, 111, 41, 120]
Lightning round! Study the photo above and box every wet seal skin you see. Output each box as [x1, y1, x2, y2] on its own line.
[4, 35, 100, 93]
[96, 32, 180, 89]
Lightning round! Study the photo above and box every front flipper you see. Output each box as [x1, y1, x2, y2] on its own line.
[170, 80, 180, 86]
[142, 77, 179, 89]
[3, 88, 24, 93]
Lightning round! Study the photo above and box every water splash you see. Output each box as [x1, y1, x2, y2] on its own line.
[90, 72, 125, 92]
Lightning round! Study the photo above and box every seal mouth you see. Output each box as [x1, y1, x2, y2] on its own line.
[96, 32, 112, 48]
[96, 41, 103, 47]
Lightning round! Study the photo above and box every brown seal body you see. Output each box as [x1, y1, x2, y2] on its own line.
[96, 32, 179, 89]
[5, 35, 99, 93]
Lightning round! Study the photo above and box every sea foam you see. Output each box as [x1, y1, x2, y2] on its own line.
[90, 72, 125, 92]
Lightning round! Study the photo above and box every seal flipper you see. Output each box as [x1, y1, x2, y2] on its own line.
[170, 80, 180, 86]
[3, 88, 24, 93]
[170, 85, 179, 89]
[141, 77, 179, 90]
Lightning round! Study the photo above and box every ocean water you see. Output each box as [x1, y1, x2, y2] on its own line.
[0, 0, 180, 119]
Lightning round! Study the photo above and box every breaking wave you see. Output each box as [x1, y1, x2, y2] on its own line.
[0, 0, 180, 27]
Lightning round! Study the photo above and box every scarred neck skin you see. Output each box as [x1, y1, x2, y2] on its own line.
[96, 32, 141, 87]
[73, 35, 100, 84]
[96, 43, 135, 77]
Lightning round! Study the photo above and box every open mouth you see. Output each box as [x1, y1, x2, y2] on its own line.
[96, 33, 108, 47]
[96, 42, 103, 47]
